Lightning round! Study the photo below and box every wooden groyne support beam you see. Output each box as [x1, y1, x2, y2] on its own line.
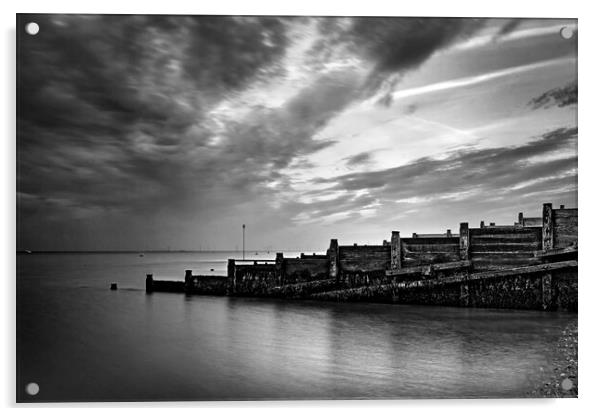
[310, 260, 577, 311]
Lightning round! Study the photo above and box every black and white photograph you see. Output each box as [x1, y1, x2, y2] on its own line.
[15, 12, 578, 403]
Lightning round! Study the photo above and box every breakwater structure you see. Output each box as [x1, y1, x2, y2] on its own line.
[145, 202, 577, 311]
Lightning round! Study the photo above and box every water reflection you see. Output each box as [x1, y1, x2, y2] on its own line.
[17, 254, 573, 401]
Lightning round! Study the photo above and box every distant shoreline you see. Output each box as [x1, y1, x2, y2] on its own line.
[16, 250, 323, 254]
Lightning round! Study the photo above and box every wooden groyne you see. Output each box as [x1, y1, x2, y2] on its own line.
[145, 202, 577, 311]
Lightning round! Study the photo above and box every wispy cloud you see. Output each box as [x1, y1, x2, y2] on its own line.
[385, 57, 571, 103]
[529, 81, 578, 109]
[450, 22, 577, 52]
[305, 127, 577, 224]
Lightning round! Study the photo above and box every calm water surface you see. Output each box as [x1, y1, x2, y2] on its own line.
[17, 252, 574, 401]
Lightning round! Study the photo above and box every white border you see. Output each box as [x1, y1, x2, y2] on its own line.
[2, 0, 600, 414]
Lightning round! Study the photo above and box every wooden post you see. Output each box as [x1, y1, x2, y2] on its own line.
[184, 270, 193, 294]
[145, 274, 153, 293]
[480, 220, 485, 228]
[459, 222, 469, 261]
[541, 273, 553, 310]
[328, 239, 339, 281]
[391, 231, 401, 271]
[518, 212, 523, 226]
[460, 283, 470, 307]
[227, 259, 236, 294]
[412, 232, 418, 238]
[275, 252, 284, 285]
[446, 229, 452, 238]
[542, 202, 554, 251]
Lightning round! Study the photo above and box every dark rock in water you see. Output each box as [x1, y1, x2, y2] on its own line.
[210, 268, 214, 271]
[110, 283, 118, 290]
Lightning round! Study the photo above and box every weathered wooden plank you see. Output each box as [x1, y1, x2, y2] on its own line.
[472, 257, 541, 264]
[339, 245, 390, 250]
[470, 234, 540, 241]
[386, 260, 471, 276]
[283, 258, 330, 282]
[470, 236, 541, 245]
[470, 260, 577, 280]
[555, 226, 577, 235]
[471, 259, 540, 267]
[403, 253, 460, 260]
[470, 232, 539, 239]
[471, 255, 539, 262]
[401, 237, 459, 245]
[470, 227, 538, 236]
[233, 259, 276, 263]
[553, 209, 578, 218]
[472, 260, 542, 271]
[555, 225, 577, 235]
[535, 247, 577, 257]
[522, 217, 542, 226]
[402, 244, 459, 251]
[470, 242, 540, 251]
[470, 251, 537, 255]
[555, 215, 578, 224]
[553, 208, 577, 249]
[554, 237, 578, 249]
[555, 226, 578, 235]
[555, 232, 578, 240]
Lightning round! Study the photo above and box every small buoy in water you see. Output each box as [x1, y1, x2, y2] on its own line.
[210, 268, 214, 271]
[110, 283, 118, 290]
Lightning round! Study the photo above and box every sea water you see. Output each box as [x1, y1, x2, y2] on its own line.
[16, 252, 573, 401]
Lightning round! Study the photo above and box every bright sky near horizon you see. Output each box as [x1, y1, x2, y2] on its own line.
[17, 16, 577, 251]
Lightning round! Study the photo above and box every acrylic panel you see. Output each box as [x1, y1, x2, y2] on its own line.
[16, 14, 578, 402]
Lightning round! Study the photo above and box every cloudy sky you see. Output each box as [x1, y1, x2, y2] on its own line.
[17, 15, 577, 251]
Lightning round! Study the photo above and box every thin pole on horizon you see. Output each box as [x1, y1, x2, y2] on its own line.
[242, 224, 246, 260]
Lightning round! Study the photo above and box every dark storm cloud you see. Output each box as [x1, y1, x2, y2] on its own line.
[18, 15, 290, 121]
[17, 14, 379, 251]
[312, 17, 486, 96]
[16, 14, 306, 250]
[17, 18, 289, 194]
[306, 127, 577, 218]
[528, 81, 578, 109]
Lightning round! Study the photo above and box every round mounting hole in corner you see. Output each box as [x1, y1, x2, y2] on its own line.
[560, 26, 574, 40]
[561, 378, 574, 391]
[25, 22, 40, 36]
[25, 382, 39, 396]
